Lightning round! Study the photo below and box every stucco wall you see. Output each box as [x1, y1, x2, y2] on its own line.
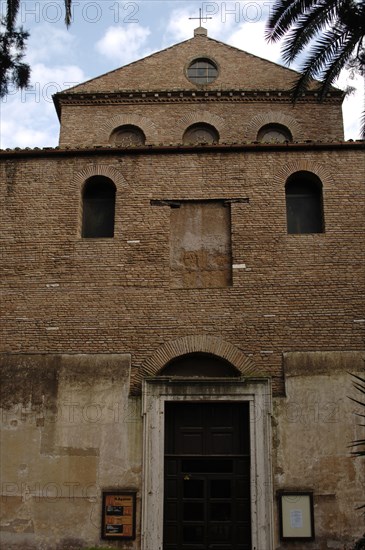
[0, 354, 142, 549]
[273, 352, 365, 549]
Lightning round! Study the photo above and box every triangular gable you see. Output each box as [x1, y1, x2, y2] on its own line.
[64, 31, 310, 94]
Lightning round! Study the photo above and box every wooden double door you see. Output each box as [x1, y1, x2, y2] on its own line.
[164, 402, 251, 550]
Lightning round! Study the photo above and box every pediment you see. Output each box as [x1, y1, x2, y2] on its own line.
[63, 31, 309, 95]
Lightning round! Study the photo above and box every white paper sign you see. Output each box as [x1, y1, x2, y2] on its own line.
[290, 509, 303, 529]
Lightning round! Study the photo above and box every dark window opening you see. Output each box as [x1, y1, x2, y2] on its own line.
[160, 352, 240, 377]
[82, 176, 116, 238]
[285, 171, 324, 234]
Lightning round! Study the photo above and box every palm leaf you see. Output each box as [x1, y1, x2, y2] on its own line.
[349, 371, 365, 458]
[266, 0, 319, 42]
[64, 0, 72, 26]
[280, 2, 342, 63]
[266, 0, 340, 42]
[6, 0, 20, 31]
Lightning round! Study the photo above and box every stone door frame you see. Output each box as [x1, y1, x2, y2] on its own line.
[141, 377, 274, 550]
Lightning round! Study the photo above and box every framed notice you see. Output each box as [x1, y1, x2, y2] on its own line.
[278, 492, 314, 541]
[101, 491, 136, 540]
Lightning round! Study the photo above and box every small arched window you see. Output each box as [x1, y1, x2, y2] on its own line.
[82, 176, 116, 238]
[109, 125, 146, 146]
[257, 123, 292, 143]
[285, 171, 324, 234]
[183, 123, 219, 145]
[159, 353, 240, 377]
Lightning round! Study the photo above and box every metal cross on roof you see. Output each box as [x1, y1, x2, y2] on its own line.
[189, 7, 212, 27]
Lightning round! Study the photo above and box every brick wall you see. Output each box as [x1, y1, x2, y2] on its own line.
[58, 100, 344, 147]
[56, 32, 344, 146]
[1, 146, 364, 395]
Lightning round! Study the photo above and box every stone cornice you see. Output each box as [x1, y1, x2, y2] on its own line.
[53, 88, 344, 117]
[1, 140, 363, 160]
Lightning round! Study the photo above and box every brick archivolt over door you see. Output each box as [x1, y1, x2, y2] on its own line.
[135, 335, 257, 393]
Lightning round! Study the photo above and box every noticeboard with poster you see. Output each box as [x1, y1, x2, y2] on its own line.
[278, 491, 315, 541]
[101, 491, 136, 540]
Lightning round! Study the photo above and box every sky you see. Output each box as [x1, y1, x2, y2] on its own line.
[0, 0, 363, 149]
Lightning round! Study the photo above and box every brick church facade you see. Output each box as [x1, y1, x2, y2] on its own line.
[1, 27, 364, 549]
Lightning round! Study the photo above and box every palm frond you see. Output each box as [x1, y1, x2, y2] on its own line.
[64, 0, 72, 27]
[288, 25, 359, 99]
[6, 0, 20, 31]
[318, 33, 360, 97]
[266, 0, 364, 128]
[266, 0, 318, 42]
[349, 370, 365, 458]
[350, 373, 365, 386]
[280, 2, 342, 63]
[266, 0, 343, 42]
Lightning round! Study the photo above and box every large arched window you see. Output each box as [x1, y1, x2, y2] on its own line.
[285, 171, 324, 234]
[82, 176, 116, 238]
[183, 123, 219, 145]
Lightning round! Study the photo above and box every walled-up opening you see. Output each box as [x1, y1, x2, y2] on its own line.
[169, 200, 232, 288]
[159, 352, 240, 377]
[82, 176, 116, 238]
[109, 124, 146, 146]
[183, 123, 219, 145]
[285, 171, 324, 234]
[257, 123, 292, 143]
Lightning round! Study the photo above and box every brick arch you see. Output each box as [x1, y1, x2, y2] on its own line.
[174, 111, 226, 142]
[246, 111, 302, 141]
[73, 165, 128, 190]
[99, 114, 158, 144]
[272, 160, 333, 187]
[136, 335, 257, 389]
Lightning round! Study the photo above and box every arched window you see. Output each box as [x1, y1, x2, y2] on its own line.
[285, 171, 324, 234]
[257, 123, 292, 143]
[82, 176, 116, 238]
[183, 123, 219, 145]
[109, 124, 146, 146]
[159, 353, 240, 377]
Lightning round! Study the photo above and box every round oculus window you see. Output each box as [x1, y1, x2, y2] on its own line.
[187, 58, 218, 85]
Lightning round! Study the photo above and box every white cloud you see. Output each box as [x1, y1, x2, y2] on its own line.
[227, 21, 283, 64]
[164, 6, 235, 44]
[1, 64, 86, 149]
[26, 25, 77, 65]
[336, 71, 364, 140]
[95, 25, 151, 65]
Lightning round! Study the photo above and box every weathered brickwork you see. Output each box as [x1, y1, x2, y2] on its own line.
[67, 33, 331, 93]
[56, 32, 344, 146]
[1, 29, 364, 550]
[58, 100, 344, 147]
[1, 146, 364, 395]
